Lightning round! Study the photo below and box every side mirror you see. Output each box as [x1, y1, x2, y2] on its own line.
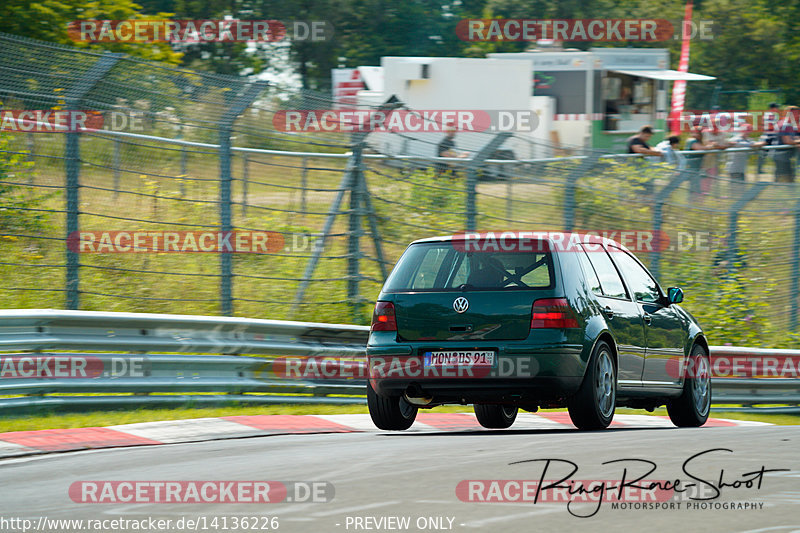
[667, 287, 684, 304]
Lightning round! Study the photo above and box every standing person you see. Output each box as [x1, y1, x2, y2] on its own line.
[685, 126, 716, 194]
[435, 124, 467, 177]
[757, 102, 781, 175]
[702, 123, 730, 195]
[626, 125, 663, 156]
[774, 106, 800, 183]
[626, 125, 662, 195]
[653, 135, 685, 167]
[726, 124, 765, 183]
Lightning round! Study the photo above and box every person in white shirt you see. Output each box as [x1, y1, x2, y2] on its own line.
[652, 136, 685, 168]
[726, 124, 765, 182]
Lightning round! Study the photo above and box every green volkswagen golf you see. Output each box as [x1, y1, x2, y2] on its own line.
[366, 232, 710, 431]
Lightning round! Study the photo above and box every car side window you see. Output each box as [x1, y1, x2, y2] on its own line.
[582, 245, 628, 299]
[410, 247, 450, 289]
[575, 245, 603, 296]
[608, 246, 661, 303]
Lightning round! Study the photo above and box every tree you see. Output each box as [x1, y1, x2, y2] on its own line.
[0, 0, 183, 64]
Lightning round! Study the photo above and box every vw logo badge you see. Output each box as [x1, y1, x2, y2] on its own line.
[453, 297, 469, 313]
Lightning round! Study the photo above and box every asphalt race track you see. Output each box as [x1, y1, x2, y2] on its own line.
[1, 421, 799, 533]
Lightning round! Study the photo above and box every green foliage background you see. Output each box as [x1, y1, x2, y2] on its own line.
[2, 0, 799, 105]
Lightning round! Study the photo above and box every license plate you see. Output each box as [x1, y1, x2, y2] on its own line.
[423, 351, 496, 368]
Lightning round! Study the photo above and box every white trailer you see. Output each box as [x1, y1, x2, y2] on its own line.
[356, 56, 539, 160]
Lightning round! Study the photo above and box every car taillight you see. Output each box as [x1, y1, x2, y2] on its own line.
[371, 301, 397, 331]
[531, 298, 579, 329]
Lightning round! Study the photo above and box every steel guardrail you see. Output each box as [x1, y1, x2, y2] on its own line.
[0, 310, 370, 412]
[0, 310, 797, 414]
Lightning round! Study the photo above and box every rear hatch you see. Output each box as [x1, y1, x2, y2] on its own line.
[382, 239, 558, 341]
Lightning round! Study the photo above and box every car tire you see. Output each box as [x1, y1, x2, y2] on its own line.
[667, 344, 711, 427]
[568, 340, 616, 430]
[367, 380, 417, 430]
[474, 404, 518, 429]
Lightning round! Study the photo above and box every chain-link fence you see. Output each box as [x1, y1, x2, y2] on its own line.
[1, 32, 799, 346]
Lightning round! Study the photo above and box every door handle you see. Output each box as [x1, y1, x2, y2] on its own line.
[603, 306, 614, 319]
[643, 313, 652, 325]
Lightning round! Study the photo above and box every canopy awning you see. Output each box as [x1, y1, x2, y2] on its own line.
[609, 69, 716, 81]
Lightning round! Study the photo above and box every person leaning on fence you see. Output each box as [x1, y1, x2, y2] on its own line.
[702, 123, 731, 190]
[653, 135, 685, 168]
[773, 106, 800, 183]
[626, 126, 662, 196]
[757, 102, 781, 174]
[626, 126, 663, 157]
[684, 126, 720, 194]
[726, 124, 765, 182]
[436, 124, 468, 177]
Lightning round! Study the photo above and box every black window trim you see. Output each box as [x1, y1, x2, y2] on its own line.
[577, 243, 632, 302]
[573, 244, 605, 298]
[605, 244, 666, 306]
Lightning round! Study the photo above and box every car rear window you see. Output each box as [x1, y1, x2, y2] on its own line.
[382, 242, 555, 292]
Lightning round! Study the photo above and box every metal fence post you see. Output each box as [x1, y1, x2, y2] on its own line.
[791, 198, 800, 330]
[63, 52, 122, 310]
[651, 169, 691, 280]
[292, 128, 377, 317]
[241, 153, 249, 217]
[112, 137, 121, 198]
[301, 156, 308, 220]
[688, 167, 702, 196]
[726, 182, 769, 274]
[217, 81, 268, 316]
[179, 128, 187, 199]
[292, 162, 353, 316]
[506, 176, 513, 221]
[64, 130, 79, 310]
[563, 153, 600, 232]
[466, 133, 512, 231]
[26, 133, 35, 184]
[361, 177, 389, 282]
[348, 140, 365, 322]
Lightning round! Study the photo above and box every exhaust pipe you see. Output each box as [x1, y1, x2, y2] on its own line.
[403, 384, 433, 406]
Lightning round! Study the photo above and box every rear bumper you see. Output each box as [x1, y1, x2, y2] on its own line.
[372, 376, 584, 405]
[366, 343, 585, 404]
